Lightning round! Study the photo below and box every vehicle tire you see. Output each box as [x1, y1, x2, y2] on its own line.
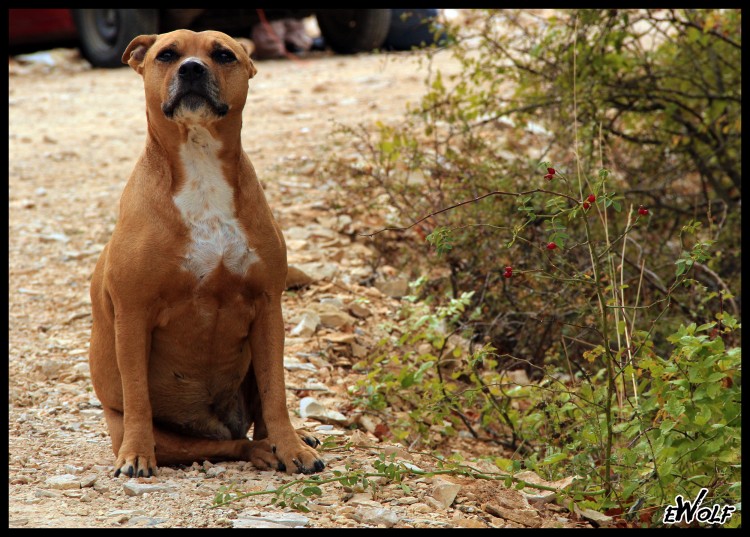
[72, 9, 159, 68]
[315, 9, 391, 54]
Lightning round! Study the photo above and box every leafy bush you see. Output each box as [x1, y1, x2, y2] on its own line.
[327, 8, 741, 525]
[328, 8, 741, 362]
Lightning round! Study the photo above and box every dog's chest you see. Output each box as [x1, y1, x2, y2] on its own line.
[173, 128, 258, 280]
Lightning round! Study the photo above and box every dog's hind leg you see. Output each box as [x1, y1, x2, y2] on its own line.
[102, 407, 281, 475]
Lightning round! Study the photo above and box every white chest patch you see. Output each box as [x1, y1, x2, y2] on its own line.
[173, 126, 258, 280]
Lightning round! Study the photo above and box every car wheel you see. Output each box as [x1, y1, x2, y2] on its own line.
[72, 9, 159, 68]
[315, 9, 391, 54]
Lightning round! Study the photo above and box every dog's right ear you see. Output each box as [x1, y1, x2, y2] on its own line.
[122, 34, 158, 75]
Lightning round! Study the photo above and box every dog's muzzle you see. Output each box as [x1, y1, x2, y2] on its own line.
[162, 58, 229, 119]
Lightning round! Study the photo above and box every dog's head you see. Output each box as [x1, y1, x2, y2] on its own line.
[122, 30, 257, 124]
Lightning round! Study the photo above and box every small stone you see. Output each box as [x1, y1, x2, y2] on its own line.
[430, 479, 461, 509]
[424, 495, 444, 510]
[351, 342, 368, 358]
[283, 357, 318, 372]
[294, 262, 339, 281]
[354, 507, 400, 528]
[320, 297, 345, 308]
[35, 489, 62, 498]
[205, 466, 226, 478]
[322, 332, 356, 344]
[574, 506, 613, 527]
[79, 475, 97, 488]
[126, 516, 169, 527]
[122, 481, 174, 497]
[45, 474, 81, 490]
[233, 519, 289, 528]
[235, 511, 310, 527]
[313, 303, 355, 329]
[357, 414, 380, 433]
[484, 503, 542, 528]
[412, 503, 432, 514]
[454, 517, 487, 528]
[290, 311, 320, 337]
[375, 278, 410, 298]
[299, 397, 347, 423]
[63, 464, 83, 474]
[349, 429, 372, 446]
[347, 302, 372, 319]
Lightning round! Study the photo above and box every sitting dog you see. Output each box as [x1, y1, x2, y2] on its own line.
[88, 29, 325, 478]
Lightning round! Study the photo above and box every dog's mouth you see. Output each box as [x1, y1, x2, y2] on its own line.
[162, 89, 229, 120]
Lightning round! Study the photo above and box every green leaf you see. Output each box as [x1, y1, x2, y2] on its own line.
[302, 486, 323, 497]
[541, 452, 568, 466]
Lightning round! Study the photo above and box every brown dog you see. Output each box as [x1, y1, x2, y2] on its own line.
[88, 29, 324, 478]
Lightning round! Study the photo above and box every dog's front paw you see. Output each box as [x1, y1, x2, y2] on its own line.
[272, 437, 325, 475]
[114, 445, 157, 478]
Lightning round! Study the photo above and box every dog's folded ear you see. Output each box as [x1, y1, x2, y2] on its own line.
[122, 34, 158, 74]
[234, 38, 258, 80]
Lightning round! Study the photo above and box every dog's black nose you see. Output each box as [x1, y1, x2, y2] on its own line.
[178, 60, 206, 82]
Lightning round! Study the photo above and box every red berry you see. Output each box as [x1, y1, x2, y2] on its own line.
[504, 266, 513, 272]
[587, 194, 596, 203]
[544, 173, 554, 180]
[547, 167, 556, 175]
[546, 242, 557, 250]
[582, 201, 591, 210]
[638, 205, 649, 216]
[503, 271, 512, 279]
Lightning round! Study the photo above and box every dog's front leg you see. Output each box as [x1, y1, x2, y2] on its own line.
[112, 308, 157, 477]
[250, 293, 325, 474]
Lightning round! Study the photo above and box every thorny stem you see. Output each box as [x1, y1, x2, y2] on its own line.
[210, 453, 584, 509]
[359, 188, 581, 237]
[573, 15, 615, 497]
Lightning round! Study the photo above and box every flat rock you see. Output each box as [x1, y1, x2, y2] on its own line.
[299, 397, 347, 423]
[430, 479, 461, 509]
[348, 302, 372, 318]
[289, 311, 320, 337]
[322, 332, 356, 344]
[354, 507, 400, 528]
[411, 503, 432, 514]
[126, 516, 169, 527]
[574, 506, 613, 527]
[122, 481, 175, 497]
[310, 302, 355, 329]
[483, 503, 542, 528]
[232, 519, 290, 528]
[375, 278, 410, 298]
[283, 357, 318, 372]
[294, 261, 339, 281]
[235, 511, 310, 527]
[205, 466, 226, 478]
[45, 474, 80, 490]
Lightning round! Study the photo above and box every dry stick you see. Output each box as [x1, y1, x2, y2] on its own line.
[618, 206, 638, 407]
[628, 259, 646, 408]
[358, 188, 580, 238]
[573, 15, 615, 498]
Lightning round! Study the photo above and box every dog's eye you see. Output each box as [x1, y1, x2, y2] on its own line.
[213, 49, 237, 64]
[156, 49, 177, 63]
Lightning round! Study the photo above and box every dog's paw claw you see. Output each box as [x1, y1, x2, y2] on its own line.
[302, 435, 321, 448]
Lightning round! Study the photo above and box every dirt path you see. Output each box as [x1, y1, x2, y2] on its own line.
[9, 46, 582, 528]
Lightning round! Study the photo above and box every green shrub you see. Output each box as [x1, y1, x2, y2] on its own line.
[329, 8, 741, 525]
